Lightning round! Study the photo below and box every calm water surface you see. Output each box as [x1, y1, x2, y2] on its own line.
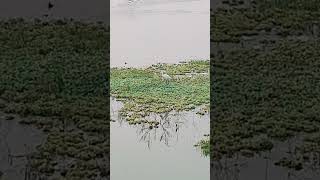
[111, 99, 210, 180]
[111, 0, 210, 67]
[0, 0, 108, 23]
[111, 1, 210, 179]
[0, 113, 44, 179]
[212, 141, 320, 180]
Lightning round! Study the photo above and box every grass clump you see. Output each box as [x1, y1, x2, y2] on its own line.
[111, 61, 210, 124]
[111, 61, 210, 156]
[149, 60, 210, 74]
[195, 135, 210, 156]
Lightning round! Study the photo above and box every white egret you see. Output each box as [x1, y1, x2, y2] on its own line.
[160, 71, 172, 83]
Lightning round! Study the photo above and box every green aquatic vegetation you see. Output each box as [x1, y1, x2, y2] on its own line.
[0, 19, 109, 179]
[277, 133, 320, 170]
[111, 61, 210, 123]
[195, 135, 210, 156]
[261, 0, 320, 11]
[111, 62, 210, 158]
[149, 60, 210, 74]
[212, 9, 259, 42]
[211, 2, 320, 43]
[0, 19, 109, 118]
[212, 0, 320, 171]
[212, 40, 320, 163]
[274, 157, 303, 171]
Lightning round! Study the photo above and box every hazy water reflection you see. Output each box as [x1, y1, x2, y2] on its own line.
[111, 0, 210, 67]
[110, 99, 210, 180]
[0, 113, 44, 180]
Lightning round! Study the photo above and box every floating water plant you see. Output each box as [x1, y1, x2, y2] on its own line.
[211, 0, 320, 176]
[111, 61, 209, 123]
[0, 19, 109, 179]
[111, 61, 210, 156]
[211, 1, 320, 43]
[212, 39, 320, 170]
[195, 135, 210, 157]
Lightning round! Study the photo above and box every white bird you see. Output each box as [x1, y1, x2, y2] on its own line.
[160, 71, 172, 83]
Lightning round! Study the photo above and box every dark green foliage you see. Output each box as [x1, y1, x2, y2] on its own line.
[211, 1, 320, 171]
[212, 1, 320, 43]
[0, 19, 109, 179]
[261, 0, 320, 11]
[212, 40, 320, 163]
[0, 19, 109, 118]
[111, 61, 209, 122]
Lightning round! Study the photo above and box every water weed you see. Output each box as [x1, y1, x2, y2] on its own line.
[111, 61, 210, 155]
[0, 19, 109, 179]
[111, 61, 210, 123]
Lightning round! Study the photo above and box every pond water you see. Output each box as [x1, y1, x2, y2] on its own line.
[212, 139, 320, 180]
[110, 1, 210, 179]
[110, 0, 210, 67]
[110, 99, 210, 180]
[0, 112, 45, 180]
[0, 0, 109, 23]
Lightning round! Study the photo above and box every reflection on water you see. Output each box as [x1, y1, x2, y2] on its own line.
[114, 107, 192, 148]
[0, 113, 45, 180]
[213, 156, 320, 180]
[136, 112, 182, 148]
[111, 0, 210, 67]
[212, 139, 320, 180]
[110, 98, 209, 180]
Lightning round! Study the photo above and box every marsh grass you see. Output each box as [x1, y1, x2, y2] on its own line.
[111, 61, 210, 121]
[212, 0, 320, 172]
[111, 61, 210, 156]
[261, 0, 320, 11]
[0, 19, 109, 118]
[195, 135, 210, 156]
[212, 0, 320, 43]
[212, 39, 320, 168]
